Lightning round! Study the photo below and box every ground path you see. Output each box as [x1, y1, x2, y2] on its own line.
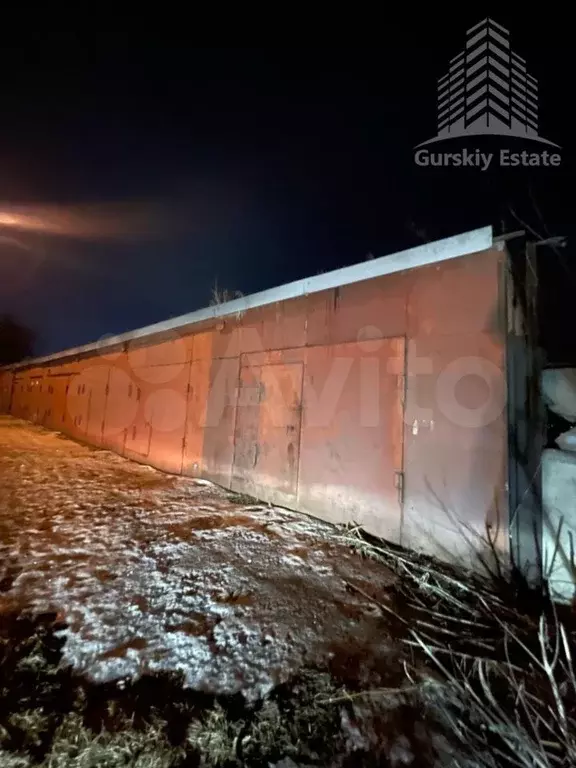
[0, 416, 396, 701]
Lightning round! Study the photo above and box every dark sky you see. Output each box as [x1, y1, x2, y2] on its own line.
[0, 26, 573, 361]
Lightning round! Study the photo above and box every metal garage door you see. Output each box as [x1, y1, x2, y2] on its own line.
[231, 362, 303, 504]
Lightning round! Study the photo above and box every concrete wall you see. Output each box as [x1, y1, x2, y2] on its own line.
[542, 449, 576, 602]
[0, 244, 509, 568]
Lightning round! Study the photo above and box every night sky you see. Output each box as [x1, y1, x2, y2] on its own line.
[0, 27, 572, 362]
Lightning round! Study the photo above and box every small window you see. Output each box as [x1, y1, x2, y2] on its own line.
[132, 426, 137, 440]
[128, 383, 133, 397]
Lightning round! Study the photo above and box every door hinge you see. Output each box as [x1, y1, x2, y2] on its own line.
[394, 471, 404, 505]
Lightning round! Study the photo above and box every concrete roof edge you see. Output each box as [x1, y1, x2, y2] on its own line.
[4, 225, 493, 371]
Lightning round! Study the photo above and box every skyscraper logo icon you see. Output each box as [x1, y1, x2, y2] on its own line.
[416, 18, 559, 147]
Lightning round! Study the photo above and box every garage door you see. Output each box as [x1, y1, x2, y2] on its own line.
[231, 362, 303, 504]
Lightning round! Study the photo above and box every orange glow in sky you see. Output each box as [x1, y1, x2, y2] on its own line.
[0, 202, 185, 240]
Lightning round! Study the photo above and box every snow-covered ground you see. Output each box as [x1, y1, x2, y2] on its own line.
[0, 416, 395, 700]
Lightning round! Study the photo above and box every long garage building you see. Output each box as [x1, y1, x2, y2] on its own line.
[0, 226, 542, 578]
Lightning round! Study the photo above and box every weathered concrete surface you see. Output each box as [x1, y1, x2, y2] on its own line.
[542, 448, 576, 602]
[0, 416, 396, 701]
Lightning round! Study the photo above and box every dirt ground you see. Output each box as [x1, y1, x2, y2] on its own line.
[1, 416, 457, 767]
[0, 416, 401, 700]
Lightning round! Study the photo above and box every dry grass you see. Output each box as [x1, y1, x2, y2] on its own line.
[338, 523, 576, 767]
[209, 281, 244, 309]
[0, 752, 32, 767]
[2, 710, 183, 768]
[44, 714, 182, 768]
[186, 672, 348, 765]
